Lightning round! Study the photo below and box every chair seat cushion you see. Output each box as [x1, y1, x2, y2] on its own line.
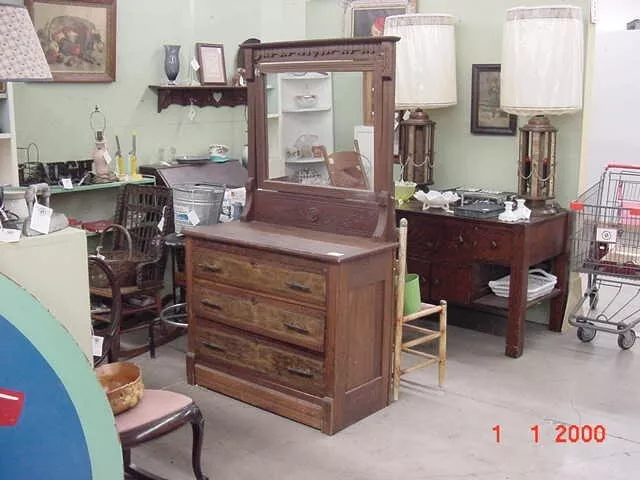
[116, 389, 193, 434]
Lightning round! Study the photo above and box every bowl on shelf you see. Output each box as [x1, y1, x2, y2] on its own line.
[294, 94, 318, 109]
[394, 181, 417, 204]
[95, 361, 144, 415]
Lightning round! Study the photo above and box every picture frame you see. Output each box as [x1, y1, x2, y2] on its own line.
[196, 43, 227, 85]
[470, 64, 517, 136]
[25, 0, 117, 83]
[0, 82, 6, 95]
[344, 0, 417, 37]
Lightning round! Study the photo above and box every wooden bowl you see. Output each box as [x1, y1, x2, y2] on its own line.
[95, 362, 144, 415]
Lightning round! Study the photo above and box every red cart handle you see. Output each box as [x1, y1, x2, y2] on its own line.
[606, 163, 640, 170]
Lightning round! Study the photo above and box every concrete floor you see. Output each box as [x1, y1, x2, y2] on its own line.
[129, 322, 640, 480]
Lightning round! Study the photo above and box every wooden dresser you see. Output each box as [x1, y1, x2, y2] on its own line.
[185, 221, 394, 434]
[184, 37, 399, 434]
[396, 202, 570, 358]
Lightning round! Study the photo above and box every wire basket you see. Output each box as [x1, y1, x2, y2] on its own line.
[89, 224, 150, 289]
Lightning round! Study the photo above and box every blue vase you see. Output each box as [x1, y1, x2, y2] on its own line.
[164, 45, 181, 85]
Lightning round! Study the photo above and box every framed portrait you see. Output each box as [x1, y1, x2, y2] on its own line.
[25, 0, 116, 83]
[196, 43, 227, 85]
[344, 0, 417, 37]
[470, 64, 517, 136]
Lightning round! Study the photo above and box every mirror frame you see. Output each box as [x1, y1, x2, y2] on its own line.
[241, 37, 398, 241]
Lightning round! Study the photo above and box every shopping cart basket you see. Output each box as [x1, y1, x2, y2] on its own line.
[568, 163, 640, 350]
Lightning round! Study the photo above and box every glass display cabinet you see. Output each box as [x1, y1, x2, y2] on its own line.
[184, 36, 399, 434]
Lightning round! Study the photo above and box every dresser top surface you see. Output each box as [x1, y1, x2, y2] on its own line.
[184, 221, 396, 262]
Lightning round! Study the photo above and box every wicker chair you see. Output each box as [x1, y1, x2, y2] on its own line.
[90, 184, 177, 360]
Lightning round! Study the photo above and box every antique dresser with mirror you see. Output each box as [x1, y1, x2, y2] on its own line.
[184, 37, 399, 434]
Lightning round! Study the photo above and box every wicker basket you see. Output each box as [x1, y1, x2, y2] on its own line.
[95, 362, 144, 415]
[89, 224, 148, 289]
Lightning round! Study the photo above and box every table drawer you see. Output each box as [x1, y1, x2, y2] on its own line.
[470, 225, 513, 263]
[195, 323, 325, 394]
[192, 279, 326, 352]
[191, 245, 326, 306]
[438, 224, 512, 263]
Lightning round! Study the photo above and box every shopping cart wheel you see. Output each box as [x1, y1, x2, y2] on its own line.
[617, 329, 636, 350]
[577, 323, 597, 343]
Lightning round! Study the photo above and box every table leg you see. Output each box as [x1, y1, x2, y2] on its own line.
[506, 258, 528, 358]
[549, 252, 569, 332]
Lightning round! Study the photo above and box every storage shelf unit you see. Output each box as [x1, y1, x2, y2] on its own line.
[0, 82, 18, 186]
[266, 72, 333, 183]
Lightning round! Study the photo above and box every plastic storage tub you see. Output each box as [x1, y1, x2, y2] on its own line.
[488, 268, 557, 301]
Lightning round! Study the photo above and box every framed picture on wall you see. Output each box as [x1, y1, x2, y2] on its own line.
[25, 0, 117, 82]
[344, 0, 417, 37]
[196, 43, 227, 85]
[470, 64, 517, 136]
[0, 82, 6, 96]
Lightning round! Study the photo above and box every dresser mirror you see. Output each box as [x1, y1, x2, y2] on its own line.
[242, 37, 398, 240]
[265, 70, 373, 190]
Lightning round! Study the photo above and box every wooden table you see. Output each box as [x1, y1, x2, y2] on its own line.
[396, 202, 570, 358]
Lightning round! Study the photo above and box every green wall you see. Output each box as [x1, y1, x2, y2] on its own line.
[16, 0, 588, 206]
[308, 0, 589, 207]
[418, 0, 587, 207]
[15, 0, 306, 166]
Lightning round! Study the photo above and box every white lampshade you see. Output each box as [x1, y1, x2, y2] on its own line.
[0, 3, 52, 81]
[384, 14, 457, 109]
[501, 5, 583, 116]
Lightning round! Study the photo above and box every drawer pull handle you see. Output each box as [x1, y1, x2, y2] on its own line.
[490, 241, 498, 249]
[286, 281, 312, 293]
[201, 300, 221, 310]
[287, 367, 314, 378]
[283, 321, 310, 335]
[202, 342, 226, 352]
[458, 234, 464, 244]
[200, 263, 222, 273]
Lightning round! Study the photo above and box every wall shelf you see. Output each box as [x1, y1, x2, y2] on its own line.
[148, 85, 247, 112]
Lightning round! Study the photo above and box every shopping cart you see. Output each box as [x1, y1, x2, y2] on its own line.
[568, 164, 640, 350]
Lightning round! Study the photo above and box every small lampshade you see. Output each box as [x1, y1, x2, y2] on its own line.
[0, 4, 52, 81]
[501, 6, 583, 116]
[384, 14, 457, 109]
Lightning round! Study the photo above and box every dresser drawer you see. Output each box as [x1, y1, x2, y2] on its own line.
[192, 280, 326, 352]
[195, 323, 325, 394]
[191, 245, 326, 306]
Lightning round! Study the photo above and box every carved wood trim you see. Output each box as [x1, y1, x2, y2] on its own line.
[253, 190, 380, 237]
[149, 85, 247, 112]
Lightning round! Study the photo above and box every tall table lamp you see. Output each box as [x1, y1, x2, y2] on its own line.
[384, 14, 457, 185]
[501, 5, 584, 214]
